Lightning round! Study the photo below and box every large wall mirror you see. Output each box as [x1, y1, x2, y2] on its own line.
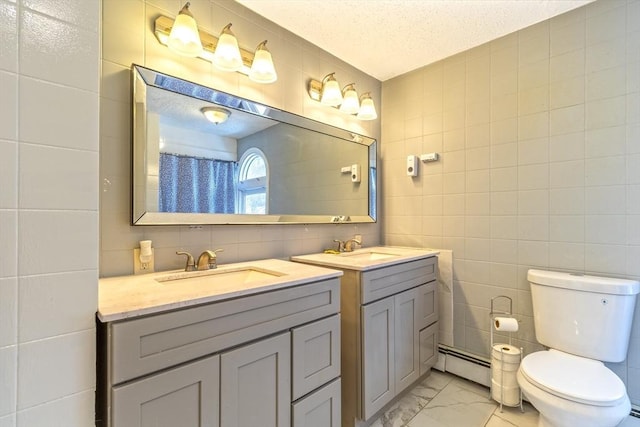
[132, 65, 377, 225]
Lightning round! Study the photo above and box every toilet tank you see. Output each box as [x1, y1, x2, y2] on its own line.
[528, 269, 639, 363]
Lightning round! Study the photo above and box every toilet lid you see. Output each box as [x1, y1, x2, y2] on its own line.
[520, 350, 627, 407]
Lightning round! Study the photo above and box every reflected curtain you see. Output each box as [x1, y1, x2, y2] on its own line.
[159, 153, 237, 214]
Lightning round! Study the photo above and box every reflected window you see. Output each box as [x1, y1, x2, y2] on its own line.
[237, 148, 268, 214]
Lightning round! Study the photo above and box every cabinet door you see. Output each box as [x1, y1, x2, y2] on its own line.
[221, 332, 291, 427]
[394, 286, 420, 393]
[112, 355, 219, 427]
[292, 378, 341, 427]
[362, 296, 395, 420]
[292, 314, 341, 400]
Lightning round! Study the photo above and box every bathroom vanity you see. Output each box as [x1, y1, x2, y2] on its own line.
[96, 259, 342, 427]
[291, 247, 439, 426]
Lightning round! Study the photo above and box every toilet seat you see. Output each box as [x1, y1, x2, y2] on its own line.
[520, 350, 627, 407]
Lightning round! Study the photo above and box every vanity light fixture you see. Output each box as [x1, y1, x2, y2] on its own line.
[201, 106, 231, 124]
[154, 13, 277, 83]
[339, 83, 360, 114]
[212, 23, 243, 72]
[249, 41, 278, 84]
[167, 2, 203, 57]
[357, 92, 378, 120]
[307, 74, 378, 121]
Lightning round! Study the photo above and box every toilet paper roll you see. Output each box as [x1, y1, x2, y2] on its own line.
[491, 379, 521, 406]
[492, 365, 519, 387]
[494, 317, 519, 332]
[491, 344, 521, 363]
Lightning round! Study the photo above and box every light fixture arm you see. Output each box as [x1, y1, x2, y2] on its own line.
[178, 2, 194, 18]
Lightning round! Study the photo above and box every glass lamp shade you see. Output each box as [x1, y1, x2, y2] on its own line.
[249, 41, 277, 83]
[320, 74, 343, 107]
[167, 5, 203, 57]
[339, 84, 360, 114]
[357, 94, 378, 120]
[213, 24, 243, 72]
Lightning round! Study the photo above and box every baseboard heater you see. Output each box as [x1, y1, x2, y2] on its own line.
[436, 345, 640, 417]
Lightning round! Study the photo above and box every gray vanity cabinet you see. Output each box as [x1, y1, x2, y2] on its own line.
[295, 256, 438, 427]
[97, 277, 341, 427]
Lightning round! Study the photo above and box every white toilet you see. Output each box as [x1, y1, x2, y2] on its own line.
[517, 269, 639, 427]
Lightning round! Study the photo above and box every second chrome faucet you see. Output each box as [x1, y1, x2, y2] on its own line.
[176, 249, 224, 271]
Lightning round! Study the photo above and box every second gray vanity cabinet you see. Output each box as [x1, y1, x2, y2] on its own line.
[221, 332, 291, 427]
[112, 355, 219, 427]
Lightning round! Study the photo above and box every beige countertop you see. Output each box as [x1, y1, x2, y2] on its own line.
[98, 259, 342, 322]
[291, 246, 439, 271]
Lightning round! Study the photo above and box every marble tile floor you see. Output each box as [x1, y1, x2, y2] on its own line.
[370, 370, 640, 427]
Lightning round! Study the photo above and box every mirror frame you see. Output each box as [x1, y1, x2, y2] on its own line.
[131, 64, 377, 225]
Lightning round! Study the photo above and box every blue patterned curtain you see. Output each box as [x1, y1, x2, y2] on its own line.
[159, 153, 237, 214]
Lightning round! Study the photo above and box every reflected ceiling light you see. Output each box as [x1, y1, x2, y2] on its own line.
[212, 23, 243, 72]
[167, 2, 203, 57]
[201, 106, 231, 124]
[357, 92, 378, 121]
[339, 83, 360, 114]
[320, 73, 343, 107]
[249, 40, 278, 84]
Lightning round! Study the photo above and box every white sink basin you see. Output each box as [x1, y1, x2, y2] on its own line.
[156, 267, 284, 287]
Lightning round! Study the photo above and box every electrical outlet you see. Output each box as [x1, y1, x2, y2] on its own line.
[134, 248, 155, 275]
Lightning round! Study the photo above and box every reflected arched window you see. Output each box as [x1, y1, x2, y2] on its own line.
[237, 148, 268, 214]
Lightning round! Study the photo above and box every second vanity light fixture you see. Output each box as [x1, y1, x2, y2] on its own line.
[308, 73, 378, 120]
[155, 2, 277, 83]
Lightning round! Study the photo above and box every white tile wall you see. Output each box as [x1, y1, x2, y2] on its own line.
[382, 0, 640, 406]
[1, 0, 100, 425]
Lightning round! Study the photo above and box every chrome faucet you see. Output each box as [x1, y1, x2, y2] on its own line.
[197, 249, 223, 270]
[333, 238, 361, 252]
[176, 251, 196, 271]
[344, 238, 361, 252]
[176, 249, 223, 271]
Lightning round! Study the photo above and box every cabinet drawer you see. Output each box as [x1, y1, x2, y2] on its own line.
[419, 323, 438, 376]
[418, 281, 438, 329]
[292, 378, 341, 427]
[292, 315, 341, 401]
[361, 257, 436, 304]
[111, 278, 339, 384]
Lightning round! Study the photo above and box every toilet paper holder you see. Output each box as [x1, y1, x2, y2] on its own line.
[489, 295, 524, 413]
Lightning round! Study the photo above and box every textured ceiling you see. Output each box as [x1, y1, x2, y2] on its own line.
[236, 0, 595, 81]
